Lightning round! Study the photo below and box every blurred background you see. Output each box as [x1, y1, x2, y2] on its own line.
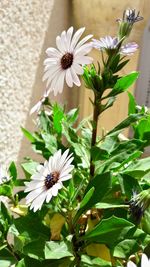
[0, 0, 150, 168]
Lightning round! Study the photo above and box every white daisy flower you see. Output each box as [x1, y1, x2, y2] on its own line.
[25, 149, 74, 212]
[30, 91, 49, 115]
[127, 253, 150, 267]
[92, 36, 138, 56]
[0, 165, 11, 185]
[92, 36, 118, 50]
[43, 27, 93, 96]
[120, 42, 138, 55]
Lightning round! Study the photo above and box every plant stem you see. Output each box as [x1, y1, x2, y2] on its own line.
[67, 211, 81, 267]
[7, 242, 20, 261]
[90, 94, 100, 177]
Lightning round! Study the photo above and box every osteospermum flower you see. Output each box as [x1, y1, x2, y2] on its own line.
[117, 9, 143, 39]
[121, 9, 143, 24]
[129, 189, 150, 224]
[92, 36, 138, 56]
[25, 149, 74, 212]
[127, 253, 150, 267]
[43, 27, 93, 96]
[0, 165, 11, 184]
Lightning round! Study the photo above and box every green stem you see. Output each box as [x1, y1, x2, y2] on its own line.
[7, 242, 20, 261]
[67, 211, 81, 267]
[90, 94, 100, 177]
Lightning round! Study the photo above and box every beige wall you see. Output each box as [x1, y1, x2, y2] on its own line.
[0, 0, 75, 167]
[73, 0, 150, 135]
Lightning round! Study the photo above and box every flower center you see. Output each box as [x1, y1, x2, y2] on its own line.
[61, 53, 73, 70]
[45, 171, 59, 189]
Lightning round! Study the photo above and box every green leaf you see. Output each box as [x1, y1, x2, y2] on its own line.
[9, 161, 17, 183]
[67, 108, 79, 124]
[115, 59, 130, 72]
[108, 72, 139, 97]
[9, 213, 49, 252]
[21, 127, 36, 142]
[123, 157, 150, 179]
[113, 239, 139, 259]
[21, 161, 39, 176]
[82, 216, 134, 247]
[53, 104, 64, 134]
[0, 185, 12, 197]
[128, 92, 137, 115]
[41, 133, 57, 154]
[45, 241, 73, 259]
[108, 113, 146, 135]
[81, 254, 111, 267]
[83, 172, 112, 211]
[142, 207, 150, 234]
[0, 202, 12, 225]
[0, 248, 16, 267]
[95, 202, 128, 209]
[119, 174, 141, 198]
[73, 187, 95, 224]
[23, 238, 45, 260]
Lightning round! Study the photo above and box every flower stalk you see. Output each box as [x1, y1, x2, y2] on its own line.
[90, 94, 101, 177]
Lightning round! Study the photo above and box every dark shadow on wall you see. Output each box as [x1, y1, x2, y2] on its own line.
[17, 0, 80, 171]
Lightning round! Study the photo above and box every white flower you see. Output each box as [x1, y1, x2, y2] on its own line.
[25, 149, 74, 212]
[0, 165, 11, 184]
[92, 36, 138, 55]
[120, 42, 138, 55]
[92, 36, 118, 50]
[127, 254, 150, 267]
[43, 27, 93, 96]
[30, 91, 48, 115]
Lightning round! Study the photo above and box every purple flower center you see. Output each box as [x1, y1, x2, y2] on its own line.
[61, 53, 73, 70]
[45, 171, 59, 189]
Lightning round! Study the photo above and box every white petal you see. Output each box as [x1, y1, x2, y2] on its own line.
[60, 30, 68, 52]
[24, 180, 44, 192]
[141, 254, 149, 267]
[75, 34, 93, 50]
[46, 47, 62, 58]
[51, 184, 59, 196]
[75, 55, 93, 65]
[75, 44, 92, 56]
[66, 27, 74, 49]
[56, 149, 70, 171]
[70, 27, 85, 51]
[30, 190, 47, 212]
[30, 101, 41, 115]
[60, 174, 72, 182]
[25, 186, 45, 204]
[49, 70, 63, 96]
[43, 58, 57, 66]
[72, 63, 84, 75]
[46, 191, 52, 203]
[127, 261, 136, 267]
[61, 164, 74, 175]
[65, 69, 73, 87]
[56, 36, 65, 53]
[70, 67, 81, 86]
[55, 70, 65, 94]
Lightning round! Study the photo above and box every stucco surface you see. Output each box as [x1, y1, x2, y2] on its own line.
[0, 0, 72, 166]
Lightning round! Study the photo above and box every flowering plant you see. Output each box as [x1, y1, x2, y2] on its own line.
[1, 9, 150, 267]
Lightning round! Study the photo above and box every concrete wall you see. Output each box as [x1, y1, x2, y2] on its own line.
[0, 0, 74, 167]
